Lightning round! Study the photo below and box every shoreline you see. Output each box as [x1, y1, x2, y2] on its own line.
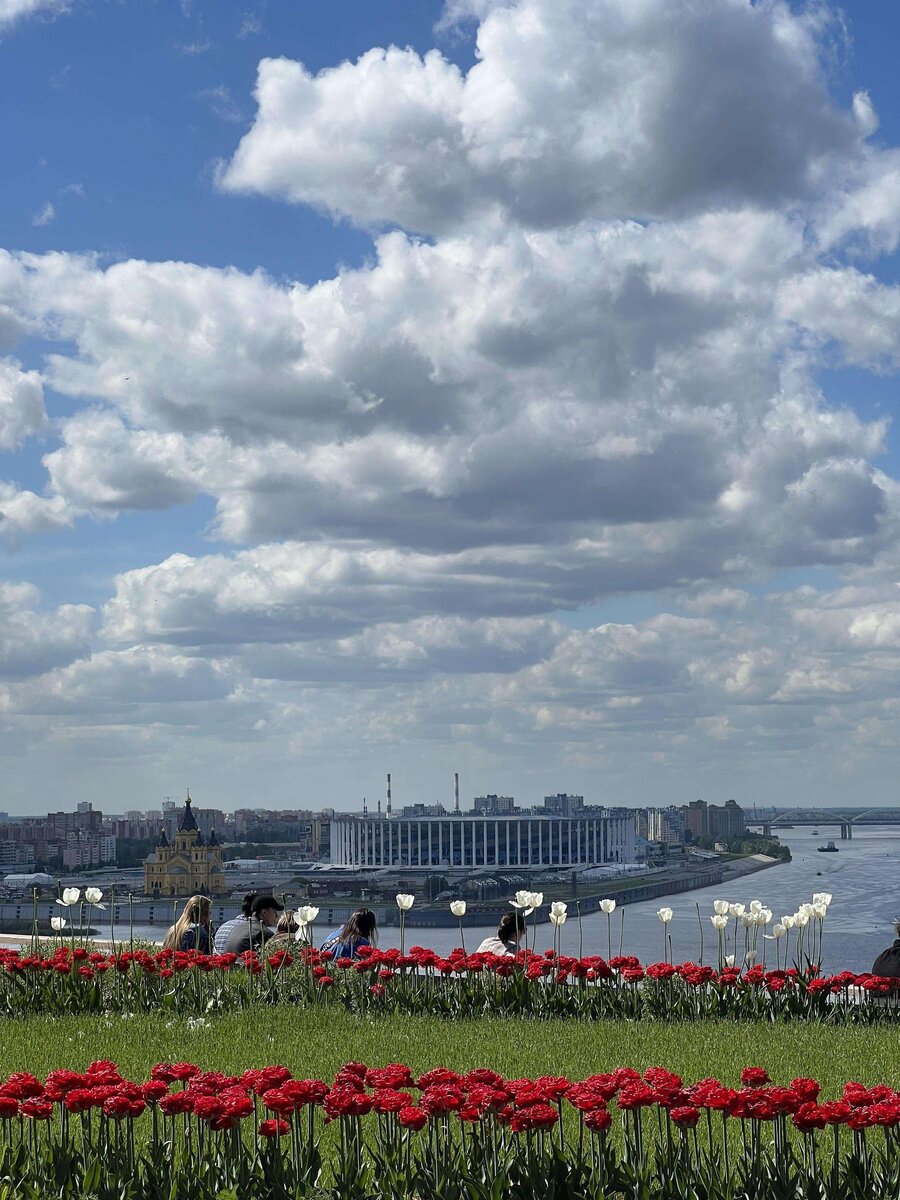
[0, 854, 786, 944]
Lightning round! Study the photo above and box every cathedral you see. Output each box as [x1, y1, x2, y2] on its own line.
[144, 794, 226, 897]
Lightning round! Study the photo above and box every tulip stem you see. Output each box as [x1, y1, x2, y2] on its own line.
[695, 902, 704, 966]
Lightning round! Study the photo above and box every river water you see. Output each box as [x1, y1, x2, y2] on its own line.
[121, 824, 898, 974]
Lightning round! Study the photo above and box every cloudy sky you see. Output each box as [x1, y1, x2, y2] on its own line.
[2, 0, 900, 815]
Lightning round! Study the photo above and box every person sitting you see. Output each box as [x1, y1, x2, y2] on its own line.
[163, 895, 211, 953]
[871, 919, 900, 979]
[223, 895, 284, 955]
[264, 912, 300, 953]
[320, 909, 378, 960]
[213, 891, 257, 953]
[476, 912, 526, 956]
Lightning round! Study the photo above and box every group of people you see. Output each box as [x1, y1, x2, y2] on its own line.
[163, 893, 529, 959]
[163, 899, 900, 977]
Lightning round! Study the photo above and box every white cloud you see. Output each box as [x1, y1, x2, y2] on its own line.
[1, 0, 900, 805]
[44, 409, 200, 514]
[222, 0, 856, 234]
[778, 268, 900, 369]
[0, 357, 48, 449]
[0, 482, 72, 544]
[0, 0, 67, 32]
[0, 581, 92, 680]
[31, 202, 55, 227]
[198, 84, 244, 124]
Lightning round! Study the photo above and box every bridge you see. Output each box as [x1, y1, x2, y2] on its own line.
[744, 808, 900, 840]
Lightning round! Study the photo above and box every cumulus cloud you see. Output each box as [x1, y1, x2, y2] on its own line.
[1, 0, 900, 803]
[0, 581, 92, 680]
[0, 483, 72, 545]
[0, 357, 47, 448]
[222, 0, 857, 234]
[778, 268, 900, 370]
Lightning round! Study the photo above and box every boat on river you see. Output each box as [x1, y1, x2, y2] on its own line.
[817, 841, 838, 853]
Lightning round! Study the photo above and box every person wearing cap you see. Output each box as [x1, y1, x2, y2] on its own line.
[213, 891, 257, 954]
[871, 919, 900, 980]
[223, 894, 284, 955]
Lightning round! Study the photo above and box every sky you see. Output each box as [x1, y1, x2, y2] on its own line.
[2, 0, 900, 816]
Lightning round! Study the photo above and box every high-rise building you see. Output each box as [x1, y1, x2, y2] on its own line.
[473, 795, 517, 816]
[542, 794, 585, 816]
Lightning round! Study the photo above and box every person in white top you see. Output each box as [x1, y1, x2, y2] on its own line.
[476, 911, 526, 956]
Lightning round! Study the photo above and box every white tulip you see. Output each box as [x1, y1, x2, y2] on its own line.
[549, 912, 567, 926]
[740, 914, 753, 928]
[296, 905, 320, 925]
[812, 892, 832, 907]
[798, 903, 815, 918]
[724, 954, 736, 967]
[781, 915, 795, 930]
[50, 917, 66, 931]
[710, 914, 729, 930]
[770, 924, 786, 939]
[512, 889, 533, 910]
[656, 907, 673, 923]
[599, 898, 617, 914]
[550, 901, 567, 918]
[794, 911, 810, 928]
[56, 887, 80, 907]
[728, 903, 745, 918]
[450, 900, 467, 918]
[760, 909, 773, 925]
[395, 894, 415, 911]
[812, 903, 827, 920]
[713, 900, 730, 916]
[749, 900, 763, 914]
[529, 892, 544, 911]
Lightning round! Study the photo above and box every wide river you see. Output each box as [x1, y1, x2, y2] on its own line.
[124, 824, 898, 974]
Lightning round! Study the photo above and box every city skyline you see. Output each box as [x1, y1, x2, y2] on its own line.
[3, 1, 900, 812]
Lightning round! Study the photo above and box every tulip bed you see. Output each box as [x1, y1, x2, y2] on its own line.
[0, 1056, 897, 1200]
[1, 941, 897, 1024]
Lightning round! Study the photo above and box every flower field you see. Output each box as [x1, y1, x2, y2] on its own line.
[5, 889, 894, 1196]
[1, 941, 897, 1024]
[0, 1055, 897, 1199]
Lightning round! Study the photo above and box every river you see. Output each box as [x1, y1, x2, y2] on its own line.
[119, 824, 898, 973]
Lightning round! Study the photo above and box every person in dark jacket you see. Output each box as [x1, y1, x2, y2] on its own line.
[223, 895, 284, 955]
[213, 891, 257, 953]
[871, 920, 900, 978]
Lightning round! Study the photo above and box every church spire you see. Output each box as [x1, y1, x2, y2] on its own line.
[178, 792, 198, 833]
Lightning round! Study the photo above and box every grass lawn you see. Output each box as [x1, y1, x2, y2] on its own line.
[0, 1006, 895, 1093]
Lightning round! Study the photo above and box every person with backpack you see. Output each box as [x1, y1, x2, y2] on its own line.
[320, 909, 378, 960]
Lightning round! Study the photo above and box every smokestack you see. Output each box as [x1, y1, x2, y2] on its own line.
[387, 772, 392, 817]
[363, 796, 367, 816]
[377, 797, 381, 815]
[454, 772, 460, 813]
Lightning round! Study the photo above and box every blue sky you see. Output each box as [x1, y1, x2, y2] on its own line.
[2, 0, 900, 813]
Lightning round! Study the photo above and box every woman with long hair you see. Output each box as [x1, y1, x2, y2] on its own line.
[320, 908, 378, 960]
[163, 895, 211, 952]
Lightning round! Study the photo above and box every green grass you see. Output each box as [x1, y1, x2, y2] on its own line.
[0, 1007, 895, 1094]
